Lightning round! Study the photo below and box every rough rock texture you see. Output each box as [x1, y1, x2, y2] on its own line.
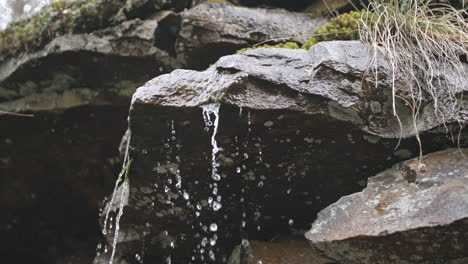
[176, 2, 327, 69]
[306, 148, 468, 264]
[138, 41, 467, 138]
[102, 41, 467, 263]
[0, 15, 180, 113]
[227, 239, 333, 264]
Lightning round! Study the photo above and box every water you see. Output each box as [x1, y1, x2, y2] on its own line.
[201, 103, 221, 262]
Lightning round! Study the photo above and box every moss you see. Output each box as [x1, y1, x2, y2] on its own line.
[237, 41, 300, 53]
[302, 10, 365, 50]
[0, 0, 124, 57]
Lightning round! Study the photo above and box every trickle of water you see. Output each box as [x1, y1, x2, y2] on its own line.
[202, 104, 221, 183]
[109, 170, 130, 264]
[103, 132, 131, 236]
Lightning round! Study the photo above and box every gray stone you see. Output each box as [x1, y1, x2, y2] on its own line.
[176, 2, 327, 69]
[306, 148, 468, 264]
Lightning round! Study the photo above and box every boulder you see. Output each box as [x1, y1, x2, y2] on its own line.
[306, 148, 468, 264]
[101, 41, 466, 263]
[176, 2, 327, 69]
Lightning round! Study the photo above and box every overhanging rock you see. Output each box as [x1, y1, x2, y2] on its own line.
[102, 41, 467, 263]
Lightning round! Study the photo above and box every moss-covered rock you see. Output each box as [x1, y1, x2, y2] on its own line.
[0, 0, 190, 58]
[0, 0, 123, 57]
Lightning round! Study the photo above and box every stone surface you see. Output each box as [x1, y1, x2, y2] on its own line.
[176, 2, 327, 69]
[306, 148, 468, 264]
[227, 239, 333, 264]
[137, 41, 467, 138]
[101, 41, 466, 263]
[0, 16, 181, 113]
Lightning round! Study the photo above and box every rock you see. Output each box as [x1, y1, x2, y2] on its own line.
[176, 2, 327, 69]
[137, 41, 467, 138]
[112, 0, 190, 23]
[0, 16, 181, 113]
[306, 148, 468, 264]
[227, 239, 333, 264]
[103, 41, 466, 263]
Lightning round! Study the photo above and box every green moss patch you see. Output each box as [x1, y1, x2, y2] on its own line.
[0, 0, 124, 57]
[302, 10, 364, 49]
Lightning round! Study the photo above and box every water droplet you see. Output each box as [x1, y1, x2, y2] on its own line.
[242, 220, 246, 228]
[288, 219, 294, 226]
[183, 192, 189, 200]
[170, 242, 175, 248]
[210, 237, 216, 246]
[212, 201, 222, 211]
[212, 173, 221, 181]
[257, 261, 263, 264]
[241, 239, 249, 248]
[135, 253, 141, 261]
[236, 167, 241, 173]
[257, 181, 264, 187]
[210, 223, 218, 232]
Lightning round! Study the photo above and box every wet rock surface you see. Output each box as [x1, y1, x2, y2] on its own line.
[306, 148, 468, 264]
[176, 2, 327, 69]
[102, 41, 467, 263]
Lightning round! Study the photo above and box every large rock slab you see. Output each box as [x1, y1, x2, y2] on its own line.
[306, 148, 468, 264]
[176, 2, 326, 69]
[100, 41, 467, 263]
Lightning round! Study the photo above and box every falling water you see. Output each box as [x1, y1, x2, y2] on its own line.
[201, 103, 221, 262]
[109, 171, 129, 264]
[102, 131, 131, 236]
